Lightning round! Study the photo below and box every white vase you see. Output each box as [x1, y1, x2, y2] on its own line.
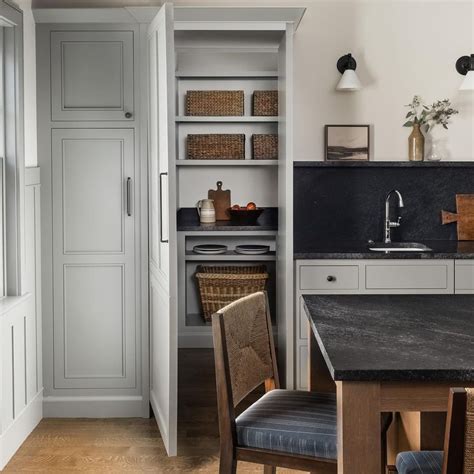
[425, 128, 450, 162]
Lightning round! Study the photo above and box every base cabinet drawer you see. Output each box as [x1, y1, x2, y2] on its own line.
[455, 262, 474, 293]
[299, 265, 359, 291]
[365, 263, 452, 291]
[297, 345, 308, 390]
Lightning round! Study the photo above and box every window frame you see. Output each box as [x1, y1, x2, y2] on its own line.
[0, 0, 24, 298]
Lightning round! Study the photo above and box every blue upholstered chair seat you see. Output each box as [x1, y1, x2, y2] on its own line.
[235, 389, 337, 460]
[395, 451, 443, 474]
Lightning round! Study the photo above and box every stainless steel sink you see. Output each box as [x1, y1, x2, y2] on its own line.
[368, 242, 433, 252]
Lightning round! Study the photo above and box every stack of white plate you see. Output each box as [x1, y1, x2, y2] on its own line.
[193, 244, 228, 255]
[235, 245, 270, 255]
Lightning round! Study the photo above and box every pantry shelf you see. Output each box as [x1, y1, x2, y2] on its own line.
[176, 159, 278, 166]
[175, 116, 278, 123]
[185, 251, 276, 261]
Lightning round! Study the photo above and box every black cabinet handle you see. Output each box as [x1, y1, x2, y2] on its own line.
[327, 275, 336, 282]
[160, 172, 168, 243]
[126, 178, 132, 216]
[125, 112, 132, 119]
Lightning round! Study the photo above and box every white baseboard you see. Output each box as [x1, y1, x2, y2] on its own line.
[43, 395, 145, 418]
[0, 389, 43, 471]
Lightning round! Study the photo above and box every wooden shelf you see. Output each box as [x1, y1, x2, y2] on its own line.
[176, 116, 278, 123]
[176, 159, 278, 166]
[176, 71, 278, 78]
[185, 251, 276, 261]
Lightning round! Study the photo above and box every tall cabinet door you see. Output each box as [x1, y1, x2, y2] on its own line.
[277, 24, 295, 389]
[51, 128, 137, 390]
[148, 3, 178, 457]
[50, 31, 134, 121]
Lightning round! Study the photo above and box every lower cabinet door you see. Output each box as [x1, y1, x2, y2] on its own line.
[455, 262, 474, 294]
[51, 129, 137, 389]
[297, 345, 308, 390]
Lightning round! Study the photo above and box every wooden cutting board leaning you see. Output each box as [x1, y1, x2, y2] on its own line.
[208, 181, 231, 221]
[441, 194, 474, 240]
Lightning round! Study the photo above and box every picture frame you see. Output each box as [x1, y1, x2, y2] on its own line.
[325, 125, 370, 161]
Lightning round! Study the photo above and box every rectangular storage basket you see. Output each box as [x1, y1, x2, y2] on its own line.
[195, 265, 269, 322]
[252, 90, 278, 116]
[187, 134, 245, 160]
[186, 90, 244, 116]
[252, 134, 278, 160]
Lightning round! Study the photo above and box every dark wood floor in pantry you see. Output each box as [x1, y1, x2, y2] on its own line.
[4, 349, 301, 473]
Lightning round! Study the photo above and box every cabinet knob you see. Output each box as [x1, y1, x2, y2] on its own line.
[125, 112, 132, 119]
[327, 275, 336, 282]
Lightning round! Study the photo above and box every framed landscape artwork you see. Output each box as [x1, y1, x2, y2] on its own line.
[325, 125, 370, 161]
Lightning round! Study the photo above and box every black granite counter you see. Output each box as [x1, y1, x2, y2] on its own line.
[294, 161, 474, 168]
[177, 207, 278, 232]
[303, 294, 474, 382]
[294, 240, 474, 259]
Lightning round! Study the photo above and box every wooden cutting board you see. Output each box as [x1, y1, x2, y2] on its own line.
[441, 194, 474, 240]
[208, 181, 231, 221]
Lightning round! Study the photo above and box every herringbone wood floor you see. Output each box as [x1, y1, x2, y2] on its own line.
[4, 349, 301, 473]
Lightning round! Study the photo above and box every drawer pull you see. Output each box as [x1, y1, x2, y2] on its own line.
[327, 275, 336, 282]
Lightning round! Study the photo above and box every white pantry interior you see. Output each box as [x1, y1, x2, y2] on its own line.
[32, 3, 304, 459]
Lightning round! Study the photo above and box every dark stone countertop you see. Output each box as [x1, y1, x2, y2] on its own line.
[294, 161, 474, 168]
[303, 294, 474, 382]
[294, 240, 474, 259]
[177, 207, 278, 232]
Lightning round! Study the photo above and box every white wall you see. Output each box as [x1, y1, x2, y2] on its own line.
[174, 0, 474, 161]
[16, 0, 37, 167]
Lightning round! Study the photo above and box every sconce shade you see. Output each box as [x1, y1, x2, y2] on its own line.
[456, 54, 474, 90]
[336, 69, 362, 91]
[336, 53, 362, 91]
[459, 70, 474, 91]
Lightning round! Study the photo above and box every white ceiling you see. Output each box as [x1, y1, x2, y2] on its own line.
[32, 0, 162, 7]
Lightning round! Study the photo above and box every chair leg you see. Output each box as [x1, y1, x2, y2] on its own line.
[263, 465, 276, 474]
[219, 452, 237, 474]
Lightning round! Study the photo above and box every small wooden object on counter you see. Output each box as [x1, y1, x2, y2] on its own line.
[187, 134, 245, 160]
[441, 194, 474, 240]
[208, 181, 231, 221]
[186, 90, 244, 116]
[252, 90, 278, 116]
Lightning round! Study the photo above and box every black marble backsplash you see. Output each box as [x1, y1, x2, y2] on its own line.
[294, 162, 474, 251]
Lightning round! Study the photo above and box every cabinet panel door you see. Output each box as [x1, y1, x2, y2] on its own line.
[365, 263, 449, 290]
[51, 31, 134, 121]
[51, 129, 136, 389]
[148, 3, 178, 457]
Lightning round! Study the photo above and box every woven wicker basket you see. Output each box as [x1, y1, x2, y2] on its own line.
[252, 134, 278, 160]
[195, 265, 269, 322]
[186, 90, 244, 116]
[253, 90, 278, 116]
[187, 134, 245, 160]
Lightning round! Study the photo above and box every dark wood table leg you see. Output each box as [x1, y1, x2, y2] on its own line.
[337, 381, 381, 474]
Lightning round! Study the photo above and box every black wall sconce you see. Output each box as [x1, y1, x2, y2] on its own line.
[456, 54, 474, 90]
[336, 53, 362, 91]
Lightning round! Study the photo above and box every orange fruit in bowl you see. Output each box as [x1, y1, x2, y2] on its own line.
[231, 204, 240, 210]
[246, 202, 257, 210]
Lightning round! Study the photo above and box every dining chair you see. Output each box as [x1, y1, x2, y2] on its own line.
[212, 291, 391, 474]
[388, 387, 473, 474]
